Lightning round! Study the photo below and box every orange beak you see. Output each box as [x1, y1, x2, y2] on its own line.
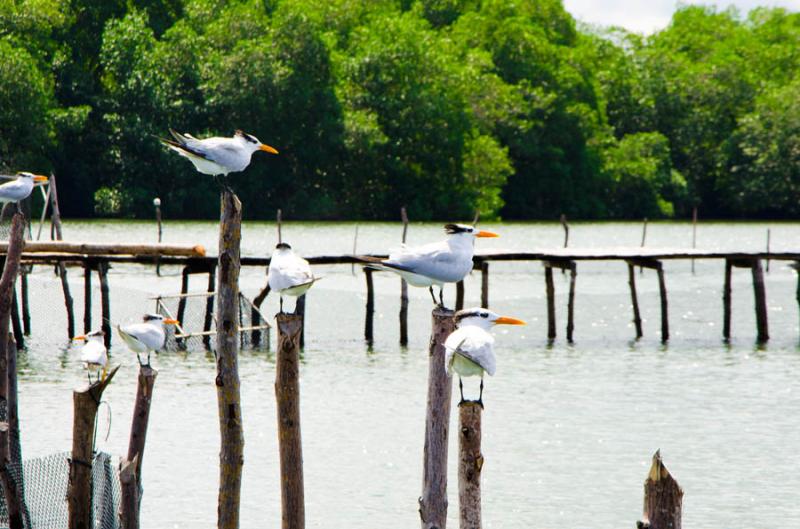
[163, 318, 179, 325]
[259, 144, 279, 154]
[476, 230, 499, 238]
[72, 335, 86, 341]
[33, 175, 49, 183]
[494, 316, 526, 325]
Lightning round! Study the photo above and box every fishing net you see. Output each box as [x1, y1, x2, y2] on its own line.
[0, 451, 121, 529]
[155, 291, 271, 351]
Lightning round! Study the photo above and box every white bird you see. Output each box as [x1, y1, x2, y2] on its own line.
[268, 242, 319, 312]
[445, 307, 525, 404]
[361, 223, 498, 306]
[117, 313, 179, 366]
[73, 330, 108, 383]
[0, 172, 48, 205]
[161, 129, 278, 188]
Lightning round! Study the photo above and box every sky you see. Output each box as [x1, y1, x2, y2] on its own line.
[562, 0, 800, 34]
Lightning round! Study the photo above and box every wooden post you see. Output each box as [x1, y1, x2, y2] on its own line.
[49, 172, 64, 241]
[544, 264, 555, 340]
[98, 261, 111, 348]
[419, 307, 455, 529]
[127, 366, 157, 485]
[67, 365, 120, 529]
[400, 207, 410, 345]
[83, 262, 92, 334]
[295, 294, 306, 349]
[723, 259, 732, 340]
[656, 262, 669, 342]
[751, 259, 769, 342]
[58, 263, 75, 340]
[455, 280, 465, 311]
[276, 209, 282, 244]
[0, 421, 22, 529]
[119, 455, 139, 529]
[364, 268, 374, 345]
[203, 266, 216, 349]
[637, 451, 683, 529]
[19, 267, 29, 335]
[275, 313, 305, 529]
[628, 263, 643, 339]
[458, 402, 482, 529]
[10, 291, 22, 350]
[215, 190, 244, 529]
[176, 265, 191, 337]
[566, 262, 577, 343]
[795, 261, 800, 335]
[641, 217, 648, 247]
[480, 261, 489, 308]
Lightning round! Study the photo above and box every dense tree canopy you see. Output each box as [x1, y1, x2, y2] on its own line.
[0, 0, 798, 220]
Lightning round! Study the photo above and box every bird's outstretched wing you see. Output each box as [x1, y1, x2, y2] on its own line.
[445, 326, 496, 375]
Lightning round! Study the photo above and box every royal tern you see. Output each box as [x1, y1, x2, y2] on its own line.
[161, 129, 278, 188]
[73, 330, 108, 383]
[268, 242, 319, 312]
[117, 313, 178, 366]
[0, 173, 48, 207]
[445, 308, 525, 405]
[360, 223, 498, 306]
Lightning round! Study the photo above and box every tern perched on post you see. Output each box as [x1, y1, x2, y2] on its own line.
[268, 242, 319, 312]
[72, 330, 108, 383]
[359, 223, 498, 306]
[160, 129, 278, 189]
[445, 308, 525, 405]
[0, 172, 48, 209]
[117, 313, 178, 366]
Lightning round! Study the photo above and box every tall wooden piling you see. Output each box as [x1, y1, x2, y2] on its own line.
[295, 294, 306, 349]
[751, 259, 768, 342]
[566, 262, 577, 343]
[9, 291, 22, 350]
[656, 263, 669, 342]
[723, 260, 732, 340]
[400, 207, 410, 345]
[637, 451, 682, 529]
[691, 207, 697, 274]
[419, 307, 455, 529]
[68, 365, 120, 529]
[127, 366, 157, 486]
[98, 261, 111, 348]
[215, 190, 244, 529]
[627, 263, 643, 339]
[59, 263, 75, 340]
[252, 284, 270, 347]
[176, 266, 191, 333]
[119, 454, 139, 529]
[544, 265, 555, 340]
[203, 265, 216, 348]
[364, 268, 374, 345]
[458, 402, 483, 529]
[275, 313, 305, 529]
[480, 262, 489, 309]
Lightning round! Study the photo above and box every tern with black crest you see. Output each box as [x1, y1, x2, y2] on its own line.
[72, 330, 108, 383]
[117, 313, 179, 366]
[359, 223, 498, 306]
[0, 172, 48, 207]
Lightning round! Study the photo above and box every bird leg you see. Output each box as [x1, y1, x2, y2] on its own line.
[87, 371, 92, 384]
[100, 366, 107, 382]
[429, 286, 437, 304]
[478, 377, 484, 409]
[459, 376, 465, 404]
[438, 286, 445, 308]
[280, 296, 284, 313]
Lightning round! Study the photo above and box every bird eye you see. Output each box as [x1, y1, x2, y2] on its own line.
[480, 312, 488, 318]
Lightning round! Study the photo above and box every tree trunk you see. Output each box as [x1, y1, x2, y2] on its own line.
[275, 313, 305, 529]
[458, 402, 482, 529]
[419, 307, 455, 529]
[215, 190, 244, 529]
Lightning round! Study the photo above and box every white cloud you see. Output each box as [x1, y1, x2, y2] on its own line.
[563, 0, 800, 34]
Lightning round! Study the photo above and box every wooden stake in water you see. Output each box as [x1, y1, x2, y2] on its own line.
[400, 207, 410, 345]
[637, 451, 683, 529]
[458, 401, 483, 529]
[351, 224, 359, 276]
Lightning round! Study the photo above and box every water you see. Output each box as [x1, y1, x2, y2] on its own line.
[16, 220, 800, 528]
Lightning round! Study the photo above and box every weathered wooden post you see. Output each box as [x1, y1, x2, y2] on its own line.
[364, 268, 374, 345]
[127, 366, 157, 486]
[215, 190, 244, 529]
[400, 207, 410, 345]
[275, 313, 305, 529]
[723, 259, 732, 340]
[636, 450, 682, 529]
[119, 454, 139, 529]
[176, 265, 191, 334]
[9, 291, 22, 350]
[458, 401, 482, 529]
[627, 262, 643, 339]
[751, 259, 768, 342]
[765, 228, 771, 273]
[419, 307, 455, 529]
[98, 261, 111, 348]
[295, 294, 306, 349]
[49, 173, 76, 339]
[67, 365, 120, 529]
[544, 264, 555, 340]
[480, 262, 489, 309]
[656, 262, 669, 342]
[566, 262, 577, 343]
[59, 263, 75, 340]
[252, 284, 270, 347]
[154, 197, 162, 276]
[560, 214, 569, 248]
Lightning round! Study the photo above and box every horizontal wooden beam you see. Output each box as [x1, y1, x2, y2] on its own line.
[1, 241, 205, 257]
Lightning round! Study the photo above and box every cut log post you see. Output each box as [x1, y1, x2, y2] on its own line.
[455, 280, 465, 311]
[203, 266, 216, 349]
[215, 190, 244, 529]
[67, 364, 120, 529]
[275, 313, 305, 529]
[723, 260, 732, 340]
[252, 284, 270, 347]
[98, 261, 111, 348]
[544, 264, 555, 340]
[10, 291, 22, 350]
[176, 266, 191, 345]
[83, 262, 92, 334]
[127, 366, 157, 486]
[751, 259, 768, 342]
[637, 450, 683, 529]
[566, 262, 577, 343]
[480, 261, 489, 309]
[58, 262, 75, 340]
[119, 455, 139, 529]
[656, 262, 669, 343]
[295, 294, 306, 349]
[458, 401, 483, 529]
[364, 268, 374, 345]
[19, 268, 29, 335]
[400, 207, 410, 345]
[419, 307, 455, 529]
[628, 263, 643, 339]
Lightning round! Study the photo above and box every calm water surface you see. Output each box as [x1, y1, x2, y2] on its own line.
[17, 220, 800, 528]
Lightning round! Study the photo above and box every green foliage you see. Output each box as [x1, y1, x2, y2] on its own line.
[2, 0, 799, 220]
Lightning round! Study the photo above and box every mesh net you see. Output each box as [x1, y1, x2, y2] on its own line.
[0, 197, 32, 241]
[155, 291, 271, 351]
[0, 451, 121, 529]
